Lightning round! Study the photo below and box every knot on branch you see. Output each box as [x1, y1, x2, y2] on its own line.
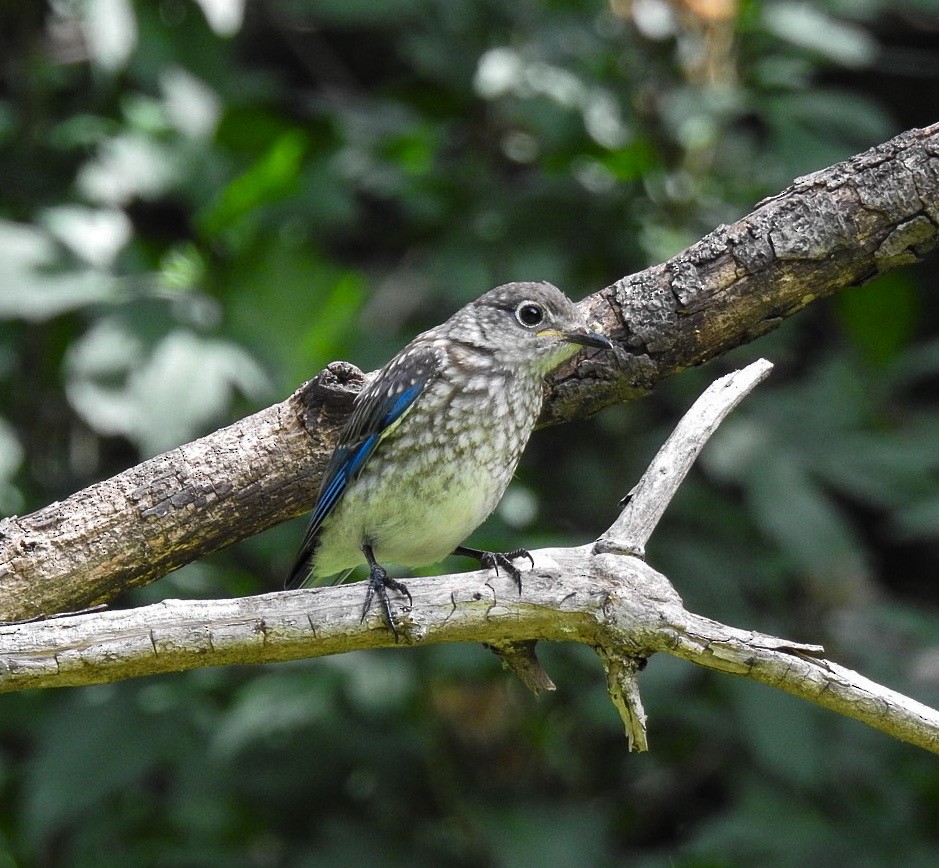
[292, 361, 365, 433]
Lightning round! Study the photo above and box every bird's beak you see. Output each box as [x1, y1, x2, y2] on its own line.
[538, 326, 614, 350]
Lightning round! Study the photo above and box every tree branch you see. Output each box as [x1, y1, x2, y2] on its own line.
[597, 357, 774, 558]
[4, 545, 935, 752]
[561, 122, 939, 423]
[2, 361, 937, 756]
[0, 123, 937, 621]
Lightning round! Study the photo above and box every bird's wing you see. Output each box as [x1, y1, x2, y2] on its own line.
[286, 343, 445, 587]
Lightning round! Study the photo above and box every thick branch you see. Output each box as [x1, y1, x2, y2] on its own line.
[554, 122, 939, 423]
[1, 550, 936, 754]
[1, 124, 937, 620]
[0, 366, 360, 620]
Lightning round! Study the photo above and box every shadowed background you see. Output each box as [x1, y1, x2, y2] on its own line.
[1, 0, 939, 864]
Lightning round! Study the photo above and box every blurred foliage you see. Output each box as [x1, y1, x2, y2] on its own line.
[1, 0, 939, 864]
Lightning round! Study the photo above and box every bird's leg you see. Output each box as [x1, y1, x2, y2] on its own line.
[453, 545, 534, 594]
[361, 543, 412, 638]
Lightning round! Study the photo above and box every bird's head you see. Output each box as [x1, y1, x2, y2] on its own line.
[456, 281, 614, 374]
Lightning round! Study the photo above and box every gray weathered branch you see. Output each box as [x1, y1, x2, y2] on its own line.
[0, 123, 937, 621]
[2, 360, 937, 756]
[5, 546, 936, 753]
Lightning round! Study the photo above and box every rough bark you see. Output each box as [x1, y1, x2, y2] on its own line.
[0, 123, 937, 621]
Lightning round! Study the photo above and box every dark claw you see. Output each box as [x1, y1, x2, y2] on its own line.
[361, 545, 411, 639]
[503, 547, 535, 571]
[455, 545, 533, 595]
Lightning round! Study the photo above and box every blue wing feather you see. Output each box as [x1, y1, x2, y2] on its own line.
[287, 348, 442, 587]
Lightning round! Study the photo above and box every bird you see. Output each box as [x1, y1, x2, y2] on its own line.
[287, 281, 614, 635]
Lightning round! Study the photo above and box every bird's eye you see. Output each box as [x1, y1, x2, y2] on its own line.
[515, 302, 544, 328]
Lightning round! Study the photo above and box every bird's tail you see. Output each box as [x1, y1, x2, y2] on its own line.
[285, 512, 324, 589]
[285, 544, 355, 590]
[288, 567, 355, 590]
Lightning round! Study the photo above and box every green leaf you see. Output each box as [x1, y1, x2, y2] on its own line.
[199, 130, 308, 240]
[66, 323, 270, 455]
[836, 273, 920, 367]
[0, 221, 118, 320]
[22, 689, 167, 845]
[211, 671, 334, 759]
[746, 452, 869, 582]
[599, 139, 659, 181]
[763, 3, 877, 68]
[224, 241, 366, 388]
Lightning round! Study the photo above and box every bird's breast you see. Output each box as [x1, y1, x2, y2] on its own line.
[311, 371, 544, 576]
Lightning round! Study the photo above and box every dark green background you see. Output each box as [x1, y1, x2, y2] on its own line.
[1, 1, 938, 864]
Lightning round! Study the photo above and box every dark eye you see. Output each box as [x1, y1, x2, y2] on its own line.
[515, 302, 544, 328]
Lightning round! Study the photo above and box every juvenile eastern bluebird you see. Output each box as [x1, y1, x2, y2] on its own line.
[287, 281, 613, 634]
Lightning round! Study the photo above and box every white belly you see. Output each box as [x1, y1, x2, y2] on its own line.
[310, 457, 508, 578]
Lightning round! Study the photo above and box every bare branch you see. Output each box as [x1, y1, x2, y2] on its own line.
[1, 549, 936, 753]
[555, 122, 939, 423]
[663, 610, 939, 755]
[597, 358, 773, 558]
[485, 640, 557, 696]
[597, 648, 649, 751]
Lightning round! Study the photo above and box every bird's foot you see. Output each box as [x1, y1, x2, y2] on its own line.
[361, 561, 412, 640]
[454, 545, 534, 594]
